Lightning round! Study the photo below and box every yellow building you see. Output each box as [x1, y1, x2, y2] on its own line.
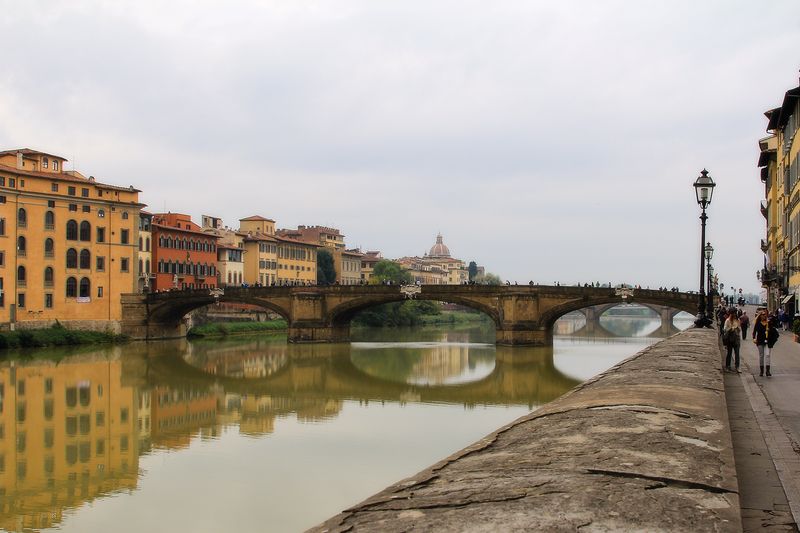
[137, 211, 153, 293]
[762, 85, 800, 312]
[360, 250, 382, 283]
[239, 216, 278, 286]
[0, 149, 143, 331]
[275, 235, 318, 285]
[0, 352, 139, 530]
[337, 249, 363, 285]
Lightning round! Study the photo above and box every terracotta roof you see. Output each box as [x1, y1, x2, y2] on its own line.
[151, 222, 221, 238]
[240, 215, 275, 222]
[0, 148, 67, 160]
[243, 233, 278, 242]
[0, 162, 142, 192]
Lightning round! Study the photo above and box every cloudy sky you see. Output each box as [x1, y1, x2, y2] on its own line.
[1, 0, 798, 293]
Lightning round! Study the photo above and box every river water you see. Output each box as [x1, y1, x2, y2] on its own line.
[0, 314, 691, 533]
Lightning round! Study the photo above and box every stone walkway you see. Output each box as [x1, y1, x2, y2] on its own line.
[723, 307, 800, 531]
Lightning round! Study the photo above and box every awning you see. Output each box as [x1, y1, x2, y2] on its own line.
[781, 294, 794, 304]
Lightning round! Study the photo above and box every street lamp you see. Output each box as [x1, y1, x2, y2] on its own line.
[705, 243, 714, 317]
[694, 169, 715, 327]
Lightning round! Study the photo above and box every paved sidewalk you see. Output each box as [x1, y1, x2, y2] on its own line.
[724, 306, 800, 531]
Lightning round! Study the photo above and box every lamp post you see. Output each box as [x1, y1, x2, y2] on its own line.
[705, 243, 714, 317]
[694, 169, 715, 327]
[707, 263, 715, 316]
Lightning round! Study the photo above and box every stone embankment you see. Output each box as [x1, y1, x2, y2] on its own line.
[312, 328, 740, 532]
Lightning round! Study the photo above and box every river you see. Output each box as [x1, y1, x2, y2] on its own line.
[0, 313, 692, 532]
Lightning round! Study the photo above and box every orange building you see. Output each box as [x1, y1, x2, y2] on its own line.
[0, 148, 144, 330]
[151, 213, 219, 291]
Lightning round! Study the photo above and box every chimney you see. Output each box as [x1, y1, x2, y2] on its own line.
[16, 152, 23, 170]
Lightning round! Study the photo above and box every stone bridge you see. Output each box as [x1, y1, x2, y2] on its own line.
[121, 285, 698, 346]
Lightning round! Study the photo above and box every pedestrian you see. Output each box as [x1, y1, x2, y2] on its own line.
[723, 308, 742, 373]
[739, 310, 750, 340]
[752, 310, 779, 377]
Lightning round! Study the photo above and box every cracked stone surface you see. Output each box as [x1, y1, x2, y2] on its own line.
[309, 329, 741, 532]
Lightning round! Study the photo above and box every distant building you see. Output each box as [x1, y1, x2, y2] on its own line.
[239, 216, 278, 286]
[360, 250, 383, 283]
[202, 215, 245, 287]
[137, 211, 153, 293]
[396, 234, 468, 285]
[151, 213, 219, 291]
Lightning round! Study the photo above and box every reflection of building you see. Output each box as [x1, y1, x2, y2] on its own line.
[0, 355, 139, 531]
[0, 148, 144, 330]
[396, 234, 468, 285]
[150, 386, 218, 449]
[409, 342, 471, 385]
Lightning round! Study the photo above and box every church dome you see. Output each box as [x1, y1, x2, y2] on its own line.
[429, 234, 451, 258]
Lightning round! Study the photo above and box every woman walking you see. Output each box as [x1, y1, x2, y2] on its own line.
[752, 311, 779, 377]
[723, 308, 742, 373]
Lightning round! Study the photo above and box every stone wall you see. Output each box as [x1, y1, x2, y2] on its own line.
[6, 319, 122, 334]
[311, 328, 741, 532]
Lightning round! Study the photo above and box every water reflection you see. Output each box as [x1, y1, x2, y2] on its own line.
[0, 318, 686, 533]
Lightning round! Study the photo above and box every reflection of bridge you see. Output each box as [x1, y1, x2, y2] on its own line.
[567, 304, 685, 337]
[133, 344, 581, 408]
[121, 285, 697, 346]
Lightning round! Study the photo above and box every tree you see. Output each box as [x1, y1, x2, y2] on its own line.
[468, 261, 478, 281]
[317, 249, 336, 285]
[370, 260, 412, 285]
[474, 272, 502, 285]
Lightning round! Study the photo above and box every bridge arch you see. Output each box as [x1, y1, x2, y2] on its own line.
[570, 303, 690, 337]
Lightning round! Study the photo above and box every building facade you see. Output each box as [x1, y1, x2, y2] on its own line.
[239, 216, 278, 286]
[0, 149, 143, 330]
[397, 234, 468, 285]
[151, 213, 219, 291]
[201, 215, 245, 287]
[137, 212, 153, 293]
[760, 83, 800, 313]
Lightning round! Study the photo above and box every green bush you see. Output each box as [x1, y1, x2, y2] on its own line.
[187, 320, 288, 338]
[0, 327, 127, 350]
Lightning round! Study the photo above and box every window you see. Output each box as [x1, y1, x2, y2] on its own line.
[122, 211, 129, 220]
[96, 256, 105, 271]
[17, 236, 25, 256]
[66, 444, 77, 465]
[42, 157, 48, 169]
[68, 203, 77, 212]
[45, 378, 52, 394]
[0, 218, 4, 236]
[44, 210, 55, 229]
[68, 186, 76, 196]
[48, 200, 55, 208]
[51, 183, 58, 192]
[120, 407, 129, 423]
[44, 267, 54, 287]
[53, 160, 58, 171]
[45, 293, 53, 308]
[121, 229, 129, 244]
[66, 248, 77, 268]
[16, 293, 24, 309]
[79, 277, 90, 298]
[121, 258, 129, 272]
[79, 249, 90, 269]
[96, 412, 105, 427]
[66, 277, 77, 297]
[17, 265, 25, 284]
[97, 286, 103, 298]
[96, 227, 105, 242]
[82, 205, 90, 213]
[79, 386, 90, 406]
[146, 237, 151, 251]
[0, 196, 5, 203]
[81, 188, 89, 197]
[66, 220, 78, 240]
[17, 380, 24, 396]
[45, 238, 54, 257]
[96, 439, 105, 456]
[44, 429, 54, 448]
[79, 221, 91, 241]
[17, 208, 26, 228]
[44, 399, 53, 419]
[79, 415, 90, 435]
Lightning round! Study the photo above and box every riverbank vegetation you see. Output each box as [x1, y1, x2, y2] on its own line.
[0, 324, 128, 350]
[187, 319, 288, 338]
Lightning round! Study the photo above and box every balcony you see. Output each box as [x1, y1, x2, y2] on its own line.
[759, 267, 780, 284]
[761, 200, 768, 219]
[761, 239, 769, 253]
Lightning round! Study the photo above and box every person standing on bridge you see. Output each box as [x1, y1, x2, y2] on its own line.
[723, 309, 742, 373]
[752, 311, 778, 377]
[739, 310, 750, 340]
